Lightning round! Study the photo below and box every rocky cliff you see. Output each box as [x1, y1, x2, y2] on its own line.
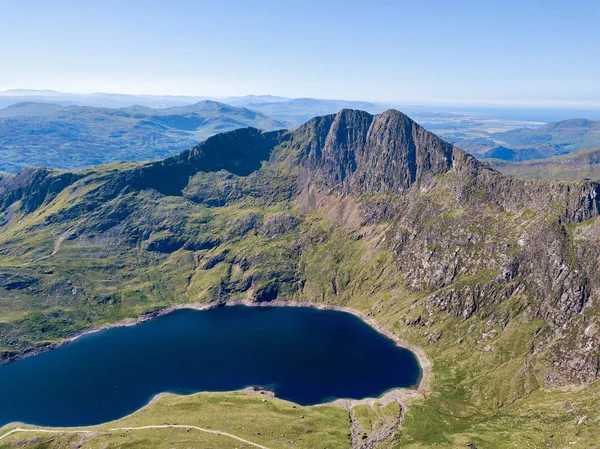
[289, 109, 455, 194]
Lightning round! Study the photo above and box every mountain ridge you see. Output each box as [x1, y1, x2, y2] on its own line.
[0, 100, 289, 173]
[0, 108, 480, 212]
[4, 108, 600, 223]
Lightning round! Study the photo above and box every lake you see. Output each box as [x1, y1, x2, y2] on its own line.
[0, 305, 421, 427]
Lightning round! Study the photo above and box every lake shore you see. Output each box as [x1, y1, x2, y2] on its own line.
[1, 299, 431, 398]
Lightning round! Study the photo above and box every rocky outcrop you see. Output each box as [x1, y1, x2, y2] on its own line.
[290, 109, 455, 194]
[0, 167, 83, 213]
[0, 273, 38, 290]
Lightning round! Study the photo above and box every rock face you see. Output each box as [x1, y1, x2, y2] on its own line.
[1, 108, 600, 390]
[0, 273, 37, 290]
[0, 167, 84, 213]
[291, 109, 455, 194]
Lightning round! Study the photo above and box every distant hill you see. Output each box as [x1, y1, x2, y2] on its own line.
[490, 118, 600, 154]
[0, 102, 67, 118]
[453, 118, 600, 161]
[480, 146, 546, 161]
[0, 101, 288, 172]
[485, 147, 600, 180]
[220, 95, 291, 106]
[132, 100, 290, 131]
[242, 98, 388, 124]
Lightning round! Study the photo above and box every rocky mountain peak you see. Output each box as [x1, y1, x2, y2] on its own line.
[292, 108, 460, 193]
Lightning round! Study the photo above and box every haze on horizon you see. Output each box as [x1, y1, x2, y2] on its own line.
[1, 0, 599, 108]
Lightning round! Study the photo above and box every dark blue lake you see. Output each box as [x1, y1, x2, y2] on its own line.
[0, 305, 421, 427]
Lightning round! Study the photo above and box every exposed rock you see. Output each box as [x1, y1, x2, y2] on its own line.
[0, 273, 38, 290]
[0, 167, 84, 213]
[146, 234, 186, 253]
[291, 109, 455, 194]
[260, 213, 300, 238]
[201, 249, 230, 270]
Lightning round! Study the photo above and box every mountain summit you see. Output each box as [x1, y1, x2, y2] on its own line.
[291, 109, 456, 193]
[116, 108, 469, 199]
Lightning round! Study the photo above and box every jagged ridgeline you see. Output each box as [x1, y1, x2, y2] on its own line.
[2, 109, 600, 445]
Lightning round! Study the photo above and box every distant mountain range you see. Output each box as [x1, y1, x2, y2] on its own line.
[219, 95, 292, 106]
[234, 97, 386, 123]
[452, 118, 600, 161]
[486, 146, 600, 180]
[0, 91, 392, 173]
[3, 89, 600, 177]
[0, 100, 288, 172]
[0, 89, 211, 109]
[0, 89, 387, 120]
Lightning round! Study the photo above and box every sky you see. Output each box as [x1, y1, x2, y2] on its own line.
[0, 0, 599, 107]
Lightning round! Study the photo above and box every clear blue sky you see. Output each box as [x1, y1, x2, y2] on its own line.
[0, 0, 598, 106]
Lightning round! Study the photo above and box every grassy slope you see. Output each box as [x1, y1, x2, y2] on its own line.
[2, 219, 599, 448]
[0, 392, 351, 449]
[294, 212, 600, 448]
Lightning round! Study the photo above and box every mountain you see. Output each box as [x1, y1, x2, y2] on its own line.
[243, 97, 388, 123]
[486, 146, 600, 180]
[0, 89, 66, 97]
[220, 94, 292, 106]
[1, 109, 600, 447]
[453, 118, 600, 162]
[0, 89, 211, 109]
[0, 90, 386, 122]
[0, 102, 67, 118]
[0, 101, 288, 172]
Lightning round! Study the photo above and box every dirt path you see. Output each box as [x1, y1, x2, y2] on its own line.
[7, 218, 86, 268]
[5, 189, 126, 269]
[0, 424, 270, 449]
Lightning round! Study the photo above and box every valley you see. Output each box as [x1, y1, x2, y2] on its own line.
[2, 1, 599, 446]
[486, 147, 600, 180]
